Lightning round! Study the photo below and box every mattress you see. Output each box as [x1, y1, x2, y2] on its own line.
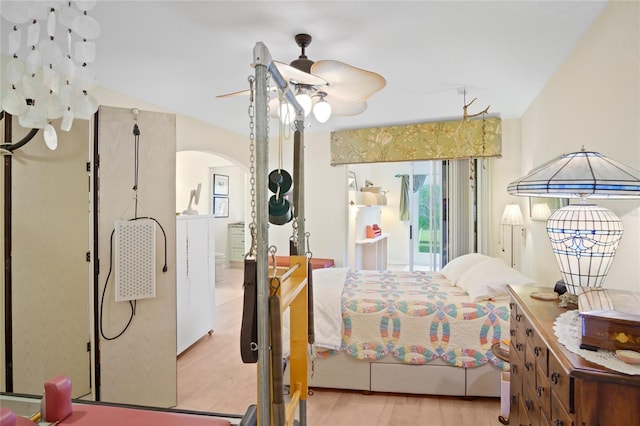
[310, 268, 510, 370]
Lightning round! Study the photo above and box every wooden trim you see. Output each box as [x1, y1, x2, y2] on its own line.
[3, 113, 13, 392]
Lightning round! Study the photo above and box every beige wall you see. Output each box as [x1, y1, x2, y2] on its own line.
[519, 0, 640, 291]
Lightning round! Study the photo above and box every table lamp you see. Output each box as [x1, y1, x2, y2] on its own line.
[507, 147, 640, 297]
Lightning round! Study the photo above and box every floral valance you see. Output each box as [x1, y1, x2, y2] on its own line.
[330, 116, 502, 165]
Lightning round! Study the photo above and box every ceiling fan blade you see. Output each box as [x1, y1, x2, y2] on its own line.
[322, 95, 368, 116]
[273, 61, 328, 87]
[216, 86, 279, 98]
[311, 60, 386, 102]
[216, 89, 251, 98]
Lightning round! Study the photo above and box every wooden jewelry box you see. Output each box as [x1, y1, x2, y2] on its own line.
[578, 288, 640, 351]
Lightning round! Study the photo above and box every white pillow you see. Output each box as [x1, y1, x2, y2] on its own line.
[457, 257, 535, 301]
[440, 253, 493, 284]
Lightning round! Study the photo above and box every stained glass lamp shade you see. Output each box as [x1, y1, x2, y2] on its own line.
[508, 148, 640, 295]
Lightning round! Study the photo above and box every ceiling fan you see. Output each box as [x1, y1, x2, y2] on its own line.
[218, 34, 386, 123]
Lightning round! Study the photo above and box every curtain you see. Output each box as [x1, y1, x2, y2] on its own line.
[396, 174, 427, 221]
[398, 175, 410, 221]
[330, 116, 501, 165]
[413, 174, 426, 193]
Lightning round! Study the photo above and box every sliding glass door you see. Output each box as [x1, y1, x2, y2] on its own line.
[411, 161, 444, 271]
[348, 158, 484, 272]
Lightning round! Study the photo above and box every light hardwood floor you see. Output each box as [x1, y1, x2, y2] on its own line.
[176, 266, 504, 426]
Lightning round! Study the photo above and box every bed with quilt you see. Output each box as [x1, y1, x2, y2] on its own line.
[300, 254, 535, 397]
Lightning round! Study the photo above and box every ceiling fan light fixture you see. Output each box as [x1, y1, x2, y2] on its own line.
[295, 91, 312, 117]
[313, 94, 332, 123]
[290, 33, 314, 73]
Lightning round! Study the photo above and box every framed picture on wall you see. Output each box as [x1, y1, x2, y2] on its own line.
[213, 174, 229, 196]
[213, 197, 229, 218]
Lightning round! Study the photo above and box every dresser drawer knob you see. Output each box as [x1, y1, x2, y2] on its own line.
[525, 328, 533, 337]
[551, 372, 560, 385]
[534, 346, 542, 357]
[510, 302, 515, 310]
[525, 399, 532, 411]
[525, 361, 532, 372]
[554, 419, 563, 426]
[510, 329, 516, 337]
[536, 386, 544, 397]
[516, 313, 522, 322]
[516, 343, 523, 351]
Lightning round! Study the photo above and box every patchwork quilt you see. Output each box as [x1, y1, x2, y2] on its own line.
[315, 269, 510, 369]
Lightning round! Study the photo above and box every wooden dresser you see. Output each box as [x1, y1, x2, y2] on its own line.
[507, 285, 640, 426]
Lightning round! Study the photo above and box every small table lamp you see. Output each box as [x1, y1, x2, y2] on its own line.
[501, 204, 524, 268]
[531, 203, 551, 221]
[507, 147, 640, 296]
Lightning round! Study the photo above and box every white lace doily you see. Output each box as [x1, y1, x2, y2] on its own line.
[553, 310, 640, 375]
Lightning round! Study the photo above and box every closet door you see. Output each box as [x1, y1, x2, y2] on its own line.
[95, 106, 176, 407]
[8, 118, 91, 397]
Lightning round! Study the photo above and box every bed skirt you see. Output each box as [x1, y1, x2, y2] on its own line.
[289, 352, 502, 397]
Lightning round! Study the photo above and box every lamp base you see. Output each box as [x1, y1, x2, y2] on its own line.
[558, 293, 578, 308]
[546, 204, 623, 296]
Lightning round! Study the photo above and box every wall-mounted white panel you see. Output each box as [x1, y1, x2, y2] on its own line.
[114, 220, 156, 302]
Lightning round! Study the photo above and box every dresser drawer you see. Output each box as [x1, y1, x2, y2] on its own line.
[536, 363, 551, 419]
[551, 388, 573, 426]
[531, 332, 548, 377]
[524, 346, 536, 378]
[230, 248, 245, 261]
[510, 300, 519, 322]
[518, 395, 531, 426]
[512, 313, 527, 361]
[522, 379, 541, 425]
[549, 352, 572, 415]
[230, 233, 245, 246]
[523, 317, 548, 375]
[510, 344, 524, 394]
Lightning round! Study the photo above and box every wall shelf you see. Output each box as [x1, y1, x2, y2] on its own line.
[355, 233, 388, 270]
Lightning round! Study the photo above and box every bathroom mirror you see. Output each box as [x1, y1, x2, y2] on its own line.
[529, 197, 568, 221]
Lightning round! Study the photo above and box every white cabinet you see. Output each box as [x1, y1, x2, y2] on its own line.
[228, 223, 246, 263]
[176, 215, 216, 355]
[355, 233, 388, 270]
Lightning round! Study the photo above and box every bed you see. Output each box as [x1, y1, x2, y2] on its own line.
[291, 254, 535, 397]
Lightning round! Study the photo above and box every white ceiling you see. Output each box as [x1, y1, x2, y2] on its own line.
[6, 1, 609, 135]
